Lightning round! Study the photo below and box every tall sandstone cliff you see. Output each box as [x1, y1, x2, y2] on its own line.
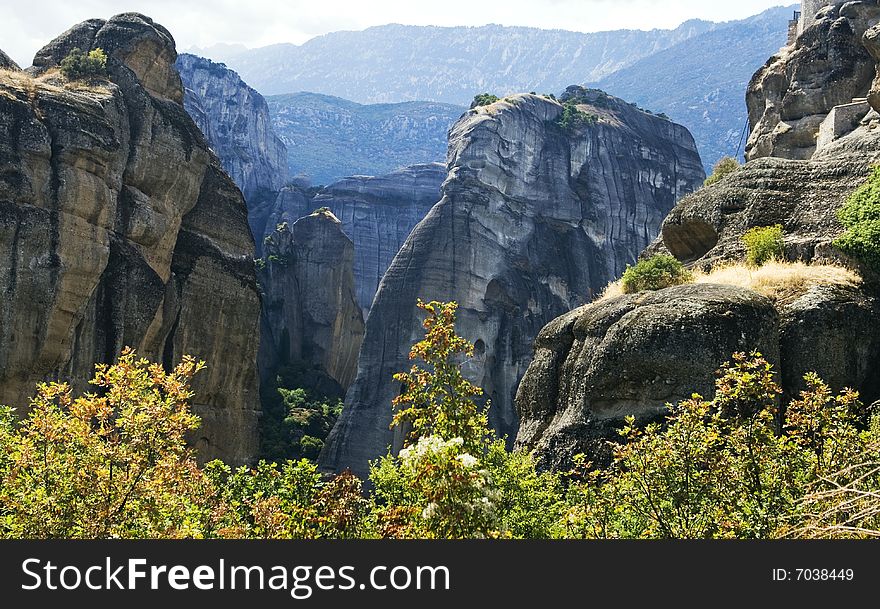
[0, 13, 261, 463]
[268, 163, 445, 314]
[321, 88, 705, 477]
[517, 5, 880, 471]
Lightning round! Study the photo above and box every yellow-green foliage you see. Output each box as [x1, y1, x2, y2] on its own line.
[564, 353, 875, 539]
[704, 156, 740, 187]
[835, 166, 880, 272]
[742, 224, 784, 267]
[3, 307, 880, 539]
[621, 254, 693, 294]
[59, 47, 108, 81]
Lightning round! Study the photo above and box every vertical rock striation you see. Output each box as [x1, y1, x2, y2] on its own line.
[321, 88, 705, 477]
[0, 13, 261, 463]
[257, 211, 364, 393]
[175, 52, 288, 241]
[267, 163, 445, 313]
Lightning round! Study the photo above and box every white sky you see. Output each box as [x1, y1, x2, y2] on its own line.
[3, 0, 793, 67]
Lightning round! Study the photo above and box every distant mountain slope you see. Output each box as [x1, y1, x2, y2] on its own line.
[213, 21, 717, 103]
[597, 5, 794, 172]
[266, 92, 464, 184]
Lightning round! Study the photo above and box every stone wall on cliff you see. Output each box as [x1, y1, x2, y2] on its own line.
[0, 13, 261, 463]
[320, 87, 705, 477]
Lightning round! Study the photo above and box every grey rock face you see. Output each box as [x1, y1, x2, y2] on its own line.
[176, 53, 288, 209]
[515, 281, 880, 471]
[746, 1, 880, 161]
[0, 49, 19, 70]
[521, 12, 880, 471]
[515, 284, 779, 470]
[0, 14, 261, 463]
[267, 164, 445, 313]
[258, 212, 364, 392]
[320, 89, 705, 477]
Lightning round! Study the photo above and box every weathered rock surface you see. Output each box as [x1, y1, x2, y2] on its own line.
[515, 281, 880, 469]
[0, 13, 261, 463]
[0, 49, 19, 70]
[651, 127, 880, 268]
[176, 53, 288, 221]
[746, 1, 880, 161]
[516, 284, 779, 469]
[521, 12, 880, 470]
[321, 88, 705, 476]
[258, 211, 364, 392]
[267, 163, 445, 313]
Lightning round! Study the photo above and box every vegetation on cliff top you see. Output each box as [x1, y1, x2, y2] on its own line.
[620, 254, 693, 294]
[703, 156, 740, 187]
[60, 48, 108, 81]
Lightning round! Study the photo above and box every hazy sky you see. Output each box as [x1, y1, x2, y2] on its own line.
[3, 0, 793, 66]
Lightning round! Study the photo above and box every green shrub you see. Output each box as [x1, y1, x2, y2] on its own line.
[834, 166, 880, 272]
[742, 224, 784, 267]
[472, 93, 500, 108]
[704, 156, 740, 187]
[564, 352, 872, 539]
[59, 47, 108, 81]
[555, 102, 597, 131]
[621, 254, 693, 294]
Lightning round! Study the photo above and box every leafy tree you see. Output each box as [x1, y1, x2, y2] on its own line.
[834, 166, 880, 272]
[471, 93, 500, 107]
[704, 156, 740, 187]
[391, 300, 489, 452]
[620, 254, 693, 294]
[205, 460, 371, 539]
[564, 352, 874, 539]
[59, 47, 108, 81]
[371, 300, 563, 539]
[742, 225, 784, 267]
[0, 349, 217, 539]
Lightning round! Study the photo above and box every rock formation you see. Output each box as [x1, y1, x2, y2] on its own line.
[0, 49, 19, 70]
[516, 284, 780, 470]
[517, 8, 880, 470]
[176, 52, 288, 238]
[746, 1, 880, 161]
[0, 13, 261, 463]
[258, 211, 364, 393]
[267, 163, 445, 313]
[321, 88, 705, 477]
